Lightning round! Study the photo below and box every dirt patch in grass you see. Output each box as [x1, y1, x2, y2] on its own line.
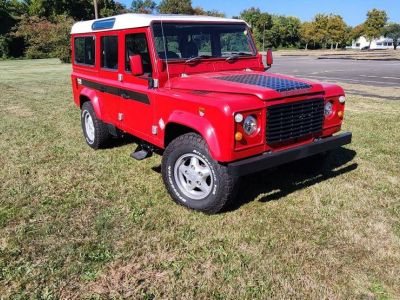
[0, 59, 399, 298]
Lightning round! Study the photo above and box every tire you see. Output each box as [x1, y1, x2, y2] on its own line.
[161, 133, 238, 214]
[81, 101, 110, 149]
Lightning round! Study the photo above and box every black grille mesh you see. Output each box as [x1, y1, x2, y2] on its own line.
[215, 74, 311, 92]
[267, 99, 324, 144]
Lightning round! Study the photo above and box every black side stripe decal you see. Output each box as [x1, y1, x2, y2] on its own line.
[80, 79, 150, 104]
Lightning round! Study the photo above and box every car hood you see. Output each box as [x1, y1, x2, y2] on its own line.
[167, 70, 325, 100]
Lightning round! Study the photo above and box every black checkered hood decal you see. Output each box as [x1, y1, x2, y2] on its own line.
[215, 74, 312, 92]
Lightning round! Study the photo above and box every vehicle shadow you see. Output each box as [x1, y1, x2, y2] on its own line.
[107, 135, 137, 149]
[225, 147, 357, 212]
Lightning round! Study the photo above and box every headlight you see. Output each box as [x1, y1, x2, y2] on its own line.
[339, 96, 346, 103]
[324, 101, 333, 117]
[243, 115, 257, 135]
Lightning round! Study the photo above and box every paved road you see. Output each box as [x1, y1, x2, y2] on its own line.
[270, 56, 400, 88]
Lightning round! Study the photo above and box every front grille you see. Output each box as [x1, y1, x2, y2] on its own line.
[267, 98, 324, 144]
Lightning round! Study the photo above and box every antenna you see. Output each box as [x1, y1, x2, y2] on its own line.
[160, 19, 171, 89]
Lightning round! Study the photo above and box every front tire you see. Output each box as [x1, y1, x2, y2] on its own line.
[161, 133, 237, 214]
[81, 101, 110, 149]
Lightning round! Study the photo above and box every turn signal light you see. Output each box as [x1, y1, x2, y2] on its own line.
[235, 132, 243, 141]
[338, 111, 344, 119]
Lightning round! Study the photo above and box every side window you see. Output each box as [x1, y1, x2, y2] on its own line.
[125, 33, 152, 74]
[101, 35, 118, 70]
[74, 36, 95, 66]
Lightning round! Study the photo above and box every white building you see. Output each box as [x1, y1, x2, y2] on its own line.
[351, 36, 400, 49]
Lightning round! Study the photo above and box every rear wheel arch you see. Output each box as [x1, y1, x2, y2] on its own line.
[79, 95, 90, 108]
[79, 88, 104, 120]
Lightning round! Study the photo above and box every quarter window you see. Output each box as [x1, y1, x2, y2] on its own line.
[74, 36, 95, 66]
[101, 36, 118, 70]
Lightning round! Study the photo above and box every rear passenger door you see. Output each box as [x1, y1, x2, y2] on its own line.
[97, 34, 121, 123]
[119, 31, 154, 140]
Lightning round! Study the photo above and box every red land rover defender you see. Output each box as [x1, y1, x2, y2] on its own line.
[70, 14, 352, 213]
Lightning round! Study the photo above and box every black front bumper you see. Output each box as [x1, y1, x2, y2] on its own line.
[227, 132, 352, 176]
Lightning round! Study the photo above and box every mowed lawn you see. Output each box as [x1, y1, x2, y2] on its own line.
[0, 59, 399, 299]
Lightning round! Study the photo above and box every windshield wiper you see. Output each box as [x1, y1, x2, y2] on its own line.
[185, 55, 212, 64]
[225, 52, 253, 61]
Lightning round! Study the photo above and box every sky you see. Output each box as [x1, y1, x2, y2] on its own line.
[120, 0, 400, 26]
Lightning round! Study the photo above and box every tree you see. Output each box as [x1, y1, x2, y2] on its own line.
[384, 23, 400, 50]
[349, 24, 365, 40]
[363, 8, 388, 46]
[13, 14, 74, 61]
[192, 7, 225, 17]
[49, 15, 75, 62]
[0, 0, 27, 58]
[239, 8, 272, 50]
[158, 0, 193, 14]
[131, 0, 156, 14]
[22, 0, 125, 20]
[313, 14, 329, 48]
[265, 15, 300, 48]
[327, 14, 347, 49]
[299, 21, 315, 49]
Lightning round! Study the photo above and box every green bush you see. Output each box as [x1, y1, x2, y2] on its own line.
[13, 15, 74, 63]
[0, 35, 9, 58]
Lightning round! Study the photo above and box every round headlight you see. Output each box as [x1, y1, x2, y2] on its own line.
[339, 96, 346, 103]
[243, 115, 257, 135]
[324, 102, 333, 117]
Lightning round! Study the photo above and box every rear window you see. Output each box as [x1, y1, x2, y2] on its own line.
[74, 36, 95, 66]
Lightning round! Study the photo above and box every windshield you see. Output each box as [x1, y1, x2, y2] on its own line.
[152, 22, 255, 60]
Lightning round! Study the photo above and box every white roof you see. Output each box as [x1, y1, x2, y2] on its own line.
[71, 13, 248, 34]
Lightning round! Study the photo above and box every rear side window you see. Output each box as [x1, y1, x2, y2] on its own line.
[101, 36, 118, 70]
[74, 36, 95, 66]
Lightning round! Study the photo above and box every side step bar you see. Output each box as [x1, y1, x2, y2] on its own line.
[131, 144, 153, 161]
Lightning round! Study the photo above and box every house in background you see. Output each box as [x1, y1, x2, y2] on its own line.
[351, 36, 400, 49]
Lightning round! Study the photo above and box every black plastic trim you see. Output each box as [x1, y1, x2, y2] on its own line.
[227, 132, 352, 176]
[80, 79, 150, 104]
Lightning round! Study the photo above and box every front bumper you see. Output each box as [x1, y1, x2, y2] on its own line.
[227, 132, 352, 176]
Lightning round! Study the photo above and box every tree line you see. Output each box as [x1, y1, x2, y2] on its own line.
[0, 0, 399, 62]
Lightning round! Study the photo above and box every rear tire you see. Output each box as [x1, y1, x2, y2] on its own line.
[81, 101, 110, 149]
[161, 133, 237, 214]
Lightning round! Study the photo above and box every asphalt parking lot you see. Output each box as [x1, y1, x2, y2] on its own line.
[271, 56, 400, 88]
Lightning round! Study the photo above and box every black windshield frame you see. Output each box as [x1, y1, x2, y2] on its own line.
[151, 22, 257, 61]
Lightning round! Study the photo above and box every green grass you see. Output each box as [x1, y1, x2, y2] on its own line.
[1, 58, 400, 299]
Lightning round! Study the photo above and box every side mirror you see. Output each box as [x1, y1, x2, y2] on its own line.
[266, 48, 273, 67]
[129, 55, 144, 76]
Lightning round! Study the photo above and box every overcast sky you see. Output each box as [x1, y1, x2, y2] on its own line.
[120, 0, 400, 26]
